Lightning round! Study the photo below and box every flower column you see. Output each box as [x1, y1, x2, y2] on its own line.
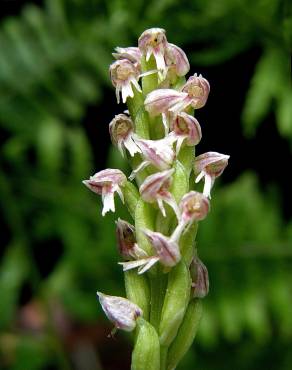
[83, 28, 229, 370]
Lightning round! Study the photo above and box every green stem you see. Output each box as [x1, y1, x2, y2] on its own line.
[149, 269, 167, 330]
[160, 345, 168, 370]
[127, 87, 150, 139]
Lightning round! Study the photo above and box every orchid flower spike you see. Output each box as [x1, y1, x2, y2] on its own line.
[194, 152, 230, 198]
[110, 59, 142, 103]
[83, 169, 127, 216]
[97, 292, 143, 332]
[171, 191, 210, 242]
[129, 136, 175, 180]
[138, 28, 168, 81]
[112, 46, 142, 66]
[119, 229, 180, 274]
[109, 114, 141, 157]
[139, 169, 180, 219]
[116, 218, 147, 260]
[190, 257, 209, 298]
[169, 112, 202, 155]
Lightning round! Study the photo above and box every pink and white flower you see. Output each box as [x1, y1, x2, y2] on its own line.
[83, 169, 127, 216]
[139, 169, 180, 219]
[119, 229, 180, 274]
[194, 152, 230, 198]
[169, 112, 202, 155]
[144, 74, 210, 117]
[181, 73, 210, 109]
[129, 136, 175, 179]
[171, 191, 210, 242]
[143, 229, 181, 267]
[138, 28, 168, 81]
[109, 114, 141, 157]
[110, 59, 142, 103]
[97, 292, 143, 332]
[145, 89, 188, 117]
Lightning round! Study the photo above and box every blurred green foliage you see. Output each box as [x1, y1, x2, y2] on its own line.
[0, 0, 291, 369]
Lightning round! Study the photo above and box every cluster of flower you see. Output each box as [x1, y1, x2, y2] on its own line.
[83, 28, 229, 335]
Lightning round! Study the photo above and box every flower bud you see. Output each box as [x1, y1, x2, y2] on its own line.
[143, 229, 181, 267]
[116, 218, 136, 258]
[194, 151, 230, 198]
[190, 257, 209, 298]
[138, 28, 168, 80]
[96, 292, 143, 332]
[170, 112, 202, 155]
[139, 169, 180, 219]
[109, 59, 142, 103]
[182, 73, 210, 109]
[112, 46, 142, 65]
[165, 43, 190, 77]
[83, 169, 127, 216]
[109, 114, 141, 157]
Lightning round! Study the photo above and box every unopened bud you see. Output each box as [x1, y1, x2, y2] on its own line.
[190, 257, 209, 298]
[97, 292, 143, 332]
[116, 218, 147, 261]
[115, 218, 136, 259]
